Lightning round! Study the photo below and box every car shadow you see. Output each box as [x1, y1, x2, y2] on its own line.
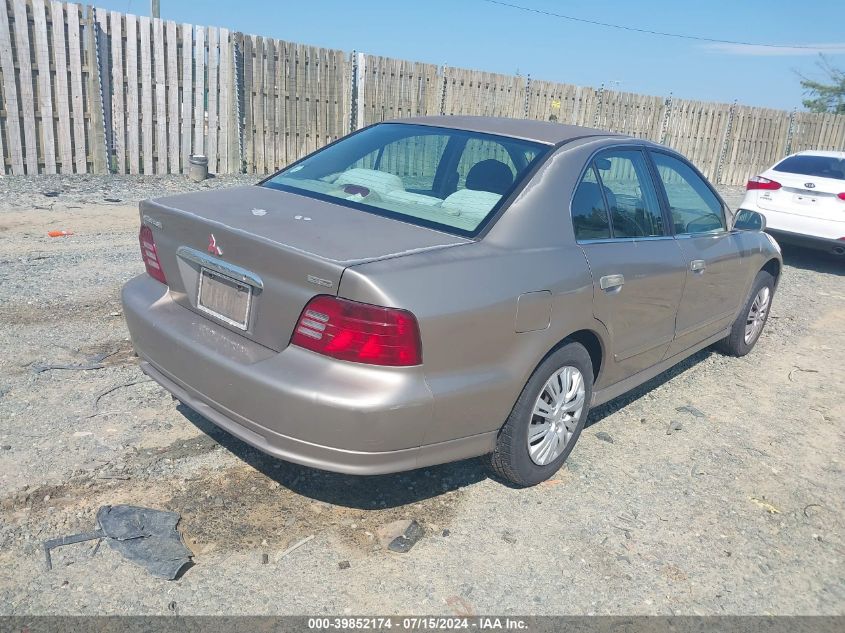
[176, 403, 488, 510]
[779, 244, 843, 276]
[178, 350, 715, 502]
[585, 346, 712, 428]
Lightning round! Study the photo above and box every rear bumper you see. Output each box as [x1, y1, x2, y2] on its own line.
[739, 198, 845, 249]
[122, 274, 495, 475]
[766, 229, 845, 255]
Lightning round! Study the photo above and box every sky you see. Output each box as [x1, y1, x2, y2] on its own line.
[95, 0, 845, 111]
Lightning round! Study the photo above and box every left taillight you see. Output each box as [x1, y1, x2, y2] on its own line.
[139, 225, 167, 285]
[291, 295, 422, 367]
[746, 176, 781, 191]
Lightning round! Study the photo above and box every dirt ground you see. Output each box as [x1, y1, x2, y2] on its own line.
[0, 175, 843, 615]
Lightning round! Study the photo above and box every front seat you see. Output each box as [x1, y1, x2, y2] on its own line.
[466, 159, 514, 195]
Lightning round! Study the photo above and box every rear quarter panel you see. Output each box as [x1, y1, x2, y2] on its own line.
[339, 141, 609, 446]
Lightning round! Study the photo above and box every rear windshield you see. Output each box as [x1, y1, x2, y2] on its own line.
[263, 123, 549, 237]
[773, 155, 845, 180]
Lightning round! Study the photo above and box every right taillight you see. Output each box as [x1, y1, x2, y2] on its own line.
[747, 176, 782, 191]
[291, 295, 422, 367]
[139, 225, 167, 284]
[837, 193, 845, 201]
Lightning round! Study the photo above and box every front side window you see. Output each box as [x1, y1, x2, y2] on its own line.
[264, 124, 549, 236]
[652, 152, 726, 235]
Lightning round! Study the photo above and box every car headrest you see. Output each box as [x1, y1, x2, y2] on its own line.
[572, 181, 605, 214]
[573, 181, 616, 212]
[466, 160, 514, 195]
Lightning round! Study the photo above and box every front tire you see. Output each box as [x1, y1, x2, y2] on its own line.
[716, 270, 775, 357]
[488, 342, 593, 487]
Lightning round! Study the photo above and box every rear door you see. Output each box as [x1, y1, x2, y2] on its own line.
[648, 151, 746, 356]
[573, 148, 688, 385]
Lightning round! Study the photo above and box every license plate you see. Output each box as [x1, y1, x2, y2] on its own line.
[197, 268, 252, 330]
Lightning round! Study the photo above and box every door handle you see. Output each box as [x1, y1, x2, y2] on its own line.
[600, 274, 625, 290]
[690, 259, 706, 272]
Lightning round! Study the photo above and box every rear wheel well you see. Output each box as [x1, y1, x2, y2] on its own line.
[762, 258, 781, 285]
[549, 329, 603, 383]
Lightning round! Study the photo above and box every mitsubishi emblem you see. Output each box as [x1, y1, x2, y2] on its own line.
[207, 234, 222, 256]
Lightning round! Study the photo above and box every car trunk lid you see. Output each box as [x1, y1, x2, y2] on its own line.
[140, 185, 470, 351]
[755, 169, 845, 220]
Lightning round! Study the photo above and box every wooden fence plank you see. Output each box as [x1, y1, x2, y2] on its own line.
[65, 3, 85, 172]
[253, 35, 265, 173]
[0, 0, 25, 174]
[0, 70, 5, 171]
[241, 33, 253, 171]
[50, 2, 72, 172]
[139, 16, 153, 173]
[295, 43, 306, 159]
[125, 13, 139, 173]
[12, 0, 38, 173]
[263, 36, 274, 172]
[217, 27, 231, 173]
[180, 22, 192, 169]
[86, 6, 107, 173]
[207, 26, 218, 173]
[274, 38, 284, 166]
[165, 20, 178, 172]
[94, 7, 111, 169]
[193, 25, 204, 156]
[108, 10, 125, 174]
[153, 18, 166, 174]
[32, 0, 56, 173]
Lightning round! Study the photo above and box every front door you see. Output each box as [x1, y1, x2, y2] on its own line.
[572, 149, 688, 386]
[648, 151, 747, 355]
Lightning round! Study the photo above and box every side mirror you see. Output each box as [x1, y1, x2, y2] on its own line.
[734, 208, 766, 232]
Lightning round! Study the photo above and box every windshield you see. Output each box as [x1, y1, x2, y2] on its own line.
[774, 154, 845, 180]
[263, 123, 549, 236]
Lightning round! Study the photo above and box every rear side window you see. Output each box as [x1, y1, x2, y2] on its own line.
[651, 153, 726, 235]
[571, 166, 611, 240]
[594, 150, 665, 238]
[774, 154, 845, 180]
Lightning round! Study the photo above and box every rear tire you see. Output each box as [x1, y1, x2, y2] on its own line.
[716, 270, 775, 357]
[488, 343, 593, 487]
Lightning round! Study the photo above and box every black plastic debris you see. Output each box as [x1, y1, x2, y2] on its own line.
[387, 520, 424, 553]
[595, 431, 614, 443]
[42, 504, 193, 580]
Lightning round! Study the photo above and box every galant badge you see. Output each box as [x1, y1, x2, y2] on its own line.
[804, 182, 816, 189]
[207, 234, 223, 256]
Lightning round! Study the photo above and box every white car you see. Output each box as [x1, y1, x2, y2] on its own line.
[739, 150, 845, 256]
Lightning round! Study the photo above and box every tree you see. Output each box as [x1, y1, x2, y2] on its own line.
[799, 55, 845, 114]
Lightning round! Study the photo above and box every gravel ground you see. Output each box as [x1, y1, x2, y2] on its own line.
[0, 175, 843, 615]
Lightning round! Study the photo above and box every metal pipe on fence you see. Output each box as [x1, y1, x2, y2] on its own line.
[716, 100, 737, 186]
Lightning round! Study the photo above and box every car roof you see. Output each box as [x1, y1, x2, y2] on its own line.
[384, 115, 625, 145]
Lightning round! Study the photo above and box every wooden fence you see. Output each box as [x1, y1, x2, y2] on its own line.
[2, 0, 845, 184]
